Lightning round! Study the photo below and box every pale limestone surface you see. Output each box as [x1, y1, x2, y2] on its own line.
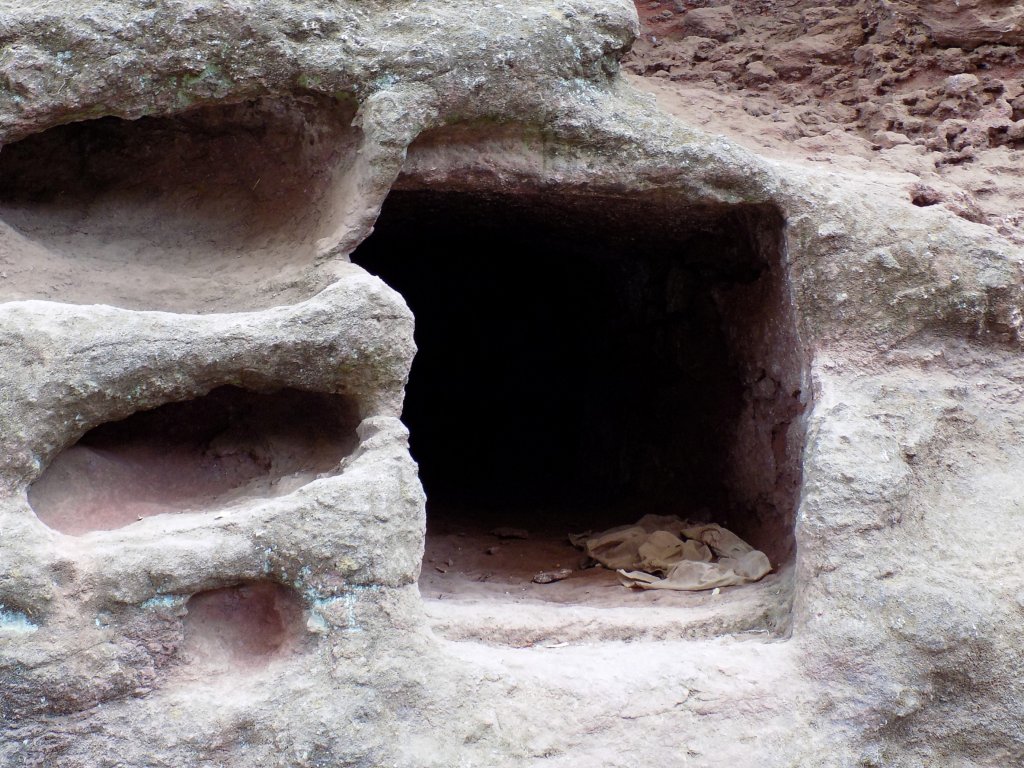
[0, 0, 1023, 766]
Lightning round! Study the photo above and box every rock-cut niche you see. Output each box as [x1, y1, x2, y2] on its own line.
[182, 581, 307, 673]
[0, 95, 360, 312]
[352, 190, 807, 603]
[29, 387, 360, 535]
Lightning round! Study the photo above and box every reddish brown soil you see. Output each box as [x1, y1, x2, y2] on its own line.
[420, 514, 793, 647]
[626, 0, 1024, 244]
[420, 512, 787, 610]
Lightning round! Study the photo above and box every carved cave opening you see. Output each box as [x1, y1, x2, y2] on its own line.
[29, 386, 361, 535]
[352, 190, 807, 605]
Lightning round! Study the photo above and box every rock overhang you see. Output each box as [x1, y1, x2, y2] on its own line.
[0, 0, 639, 140]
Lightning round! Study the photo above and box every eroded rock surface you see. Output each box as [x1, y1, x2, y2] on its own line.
[0, 0, 1022, 766]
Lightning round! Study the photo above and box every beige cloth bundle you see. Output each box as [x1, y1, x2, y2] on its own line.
[571, 514, 771, 591]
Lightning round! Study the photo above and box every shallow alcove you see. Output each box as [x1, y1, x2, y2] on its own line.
[352, 190, 808, 616]
[29, 387, 360, 535]
[0, 95, 359, 312]
[182, 582, 307, 672]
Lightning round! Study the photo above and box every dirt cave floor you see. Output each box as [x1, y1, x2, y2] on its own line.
[419, 507, 793, 647]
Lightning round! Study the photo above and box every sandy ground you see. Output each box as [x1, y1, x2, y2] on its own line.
[419, 512, 793, 646]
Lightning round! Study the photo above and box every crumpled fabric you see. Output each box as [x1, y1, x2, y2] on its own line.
[572, 514, 771, 591]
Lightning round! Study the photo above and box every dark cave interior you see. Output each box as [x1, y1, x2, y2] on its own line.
[352, 190, 804, 565]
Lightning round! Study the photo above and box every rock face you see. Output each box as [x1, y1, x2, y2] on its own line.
[0, 1, 1022, 768]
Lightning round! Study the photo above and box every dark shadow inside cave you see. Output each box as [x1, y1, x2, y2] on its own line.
[352, 190, 806, 601]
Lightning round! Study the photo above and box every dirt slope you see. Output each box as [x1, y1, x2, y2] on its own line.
[626, 0, 1024, 244]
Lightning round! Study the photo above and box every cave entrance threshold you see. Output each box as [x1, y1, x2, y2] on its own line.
[352, 190, 804, 640]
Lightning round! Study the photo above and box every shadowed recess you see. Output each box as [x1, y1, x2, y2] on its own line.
[182, 582, 306, 671]
[29, 386, 360, 535]
[353, 190, 807, 567]
[0, 95, 359, 312]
